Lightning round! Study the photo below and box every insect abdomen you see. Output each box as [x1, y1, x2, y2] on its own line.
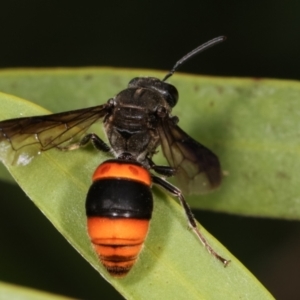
[86, 160, 153, 277]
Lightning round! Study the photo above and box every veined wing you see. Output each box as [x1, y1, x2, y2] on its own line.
[0, 104, 109, 165]
[158, 118, 222, 194]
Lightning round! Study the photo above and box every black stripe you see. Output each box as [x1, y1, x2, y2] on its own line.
[102, 255, 137, 263]
[86, 179, 153, 219]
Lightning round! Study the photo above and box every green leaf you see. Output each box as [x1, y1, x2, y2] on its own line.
[0, 69, 274, 299]
[0, 281, 73, 300]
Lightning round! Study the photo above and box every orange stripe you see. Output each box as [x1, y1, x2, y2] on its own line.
[87, 217, 149, 245]
[92, 161, 151, 186]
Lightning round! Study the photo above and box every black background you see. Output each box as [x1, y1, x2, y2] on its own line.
[1, 1, 300, 299]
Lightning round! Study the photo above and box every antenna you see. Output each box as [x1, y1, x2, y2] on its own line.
[162, 36, 226, 82]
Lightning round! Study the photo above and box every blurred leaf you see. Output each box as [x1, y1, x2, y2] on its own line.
[0, 69, 274, 299]
[0, 281, 73, 300]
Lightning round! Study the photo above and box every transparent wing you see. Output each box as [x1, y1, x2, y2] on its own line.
[0, 104, 109, 165]
[158, 118, 222, 195]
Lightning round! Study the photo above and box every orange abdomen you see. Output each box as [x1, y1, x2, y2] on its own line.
[86, 160, 153, 277]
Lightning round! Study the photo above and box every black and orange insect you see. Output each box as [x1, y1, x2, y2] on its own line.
[0, 36, 229, 277]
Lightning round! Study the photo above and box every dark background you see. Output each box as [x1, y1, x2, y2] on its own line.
[1, 1, 300, 299]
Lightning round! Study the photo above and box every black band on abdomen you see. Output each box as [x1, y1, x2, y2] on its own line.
[86, 178, 153, 219]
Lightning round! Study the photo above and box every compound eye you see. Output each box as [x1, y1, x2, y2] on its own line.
[164, 84, 178, 107]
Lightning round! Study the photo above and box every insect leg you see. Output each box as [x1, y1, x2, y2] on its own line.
[152, 175, 230, 266]
[147, 158, 176, 177]
[57, 133, 111, 152]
